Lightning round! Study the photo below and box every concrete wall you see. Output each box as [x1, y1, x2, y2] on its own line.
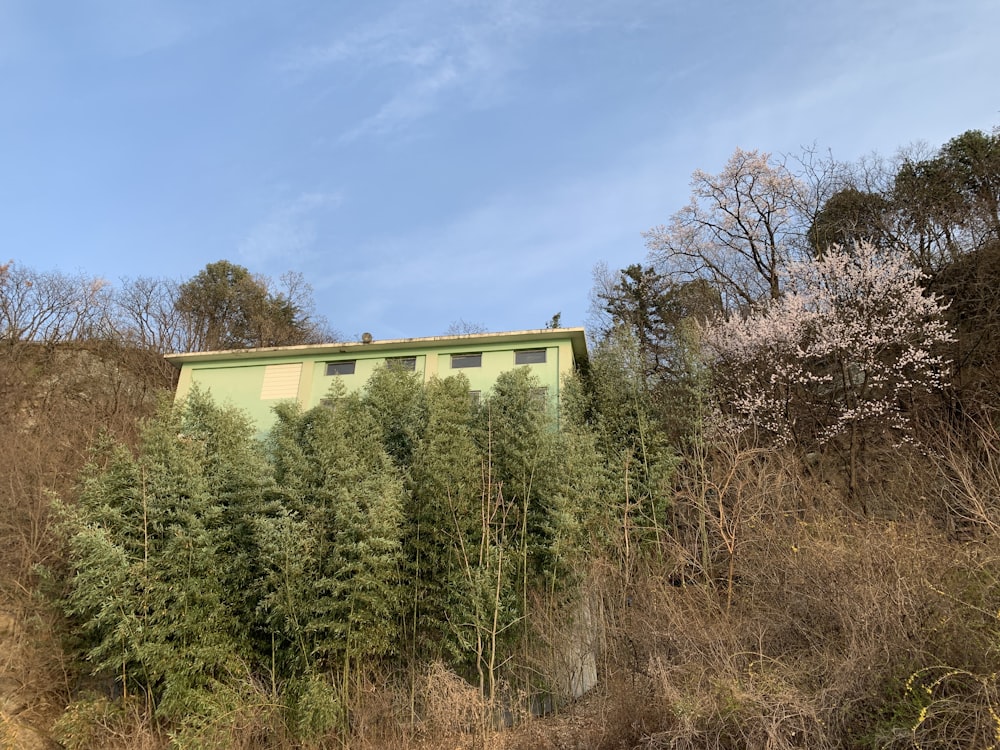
[169, 329, 586, 435]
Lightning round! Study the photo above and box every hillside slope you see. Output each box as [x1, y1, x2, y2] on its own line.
[0, 342, 172, 747]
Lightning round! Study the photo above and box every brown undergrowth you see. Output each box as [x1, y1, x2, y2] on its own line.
[490, 436, 1000, 750]
[287, 437, 988, 750]
[0, 342, 169, 745]
[5, 344, 1000, 748]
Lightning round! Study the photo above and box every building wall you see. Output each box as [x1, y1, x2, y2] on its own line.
[169, 329, 585, 435]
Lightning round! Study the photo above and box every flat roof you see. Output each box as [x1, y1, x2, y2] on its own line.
[164, 327, 588, 366]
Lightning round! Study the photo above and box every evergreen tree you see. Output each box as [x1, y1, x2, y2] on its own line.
[405, 376, 482, 664]
[476, 368, 560, 581]
[361, 362, 428, 468]
[175, 260, 331, 351]
[177, 389, 275, 663]
[261, 387, 406, 677]
[61, 394, 261, 720]
[563, 332, 677, 553]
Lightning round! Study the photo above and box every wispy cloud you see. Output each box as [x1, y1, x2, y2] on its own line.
[0, 0, 223, 63]
[339, 62, 462, 141]
[281, 0, 650, 141]
[85, 0, 198, 58]
[283, 11, 445, 72]
[302, 134, 683, 336]
[238, 191, 343, 266]
[285, 9, 516, 139]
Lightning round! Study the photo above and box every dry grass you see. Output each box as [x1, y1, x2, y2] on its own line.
[19, 442, 1000, 750]
[0, 343, 169, 743]
[530, 440, 1000, 750]
[51, 695, 164, 750]
[6, 345, 1000, 748]
[413, 662, 493, 747]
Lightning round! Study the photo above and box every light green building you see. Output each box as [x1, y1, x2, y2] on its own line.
[166, 327, 588, 434]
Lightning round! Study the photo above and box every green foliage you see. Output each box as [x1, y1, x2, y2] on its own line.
[889, 128, 1000, 271]
[405, 375, 482, 663]
[60, 390, 268, 720]
[565, 331, 677, 550]
[378, 367, 614, 695]
[178, 389, 277, 660]
[548, 420, 616, 568]
[594, 266, 718, 444]
[478, 369, 553, 491]
[261, 387, 407, 675]
[175, 260, 326, 351]
[284, 674, 345, 742]
[476, 368, 561, 581]
[596, 264, 675, 379]
[362, 362, 428, 468]
[808, 187, 893, 254]
[54, 348, 672, 738]
[927, 129, 1000, 246]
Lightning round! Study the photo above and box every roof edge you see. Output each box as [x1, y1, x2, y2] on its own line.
[165, 327, 588, 366]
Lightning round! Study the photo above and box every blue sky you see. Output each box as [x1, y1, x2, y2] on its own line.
[3, 0, 999, 340]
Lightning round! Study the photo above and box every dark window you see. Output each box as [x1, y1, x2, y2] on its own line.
[451, 353, 482, 369]
[469, 390, 481, 407]
[326, 360, 356, 376]
[386, 356, 417, 371]
[515, 348, 546, 365]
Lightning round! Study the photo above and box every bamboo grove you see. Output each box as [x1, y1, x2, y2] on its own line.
[54, 357, 674, 744]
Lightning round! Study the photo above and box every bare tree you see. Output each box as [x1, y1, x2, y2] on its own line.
[264, 270, 338, 345]
[108, 276, 187, 353]
[644, 148, 833, 310]
[445, 319, 488, 335]
[0, 261, 111, 345]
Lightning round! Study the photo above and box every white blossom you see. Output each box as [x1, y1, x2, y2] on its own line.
[704, 241, 954, 445]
